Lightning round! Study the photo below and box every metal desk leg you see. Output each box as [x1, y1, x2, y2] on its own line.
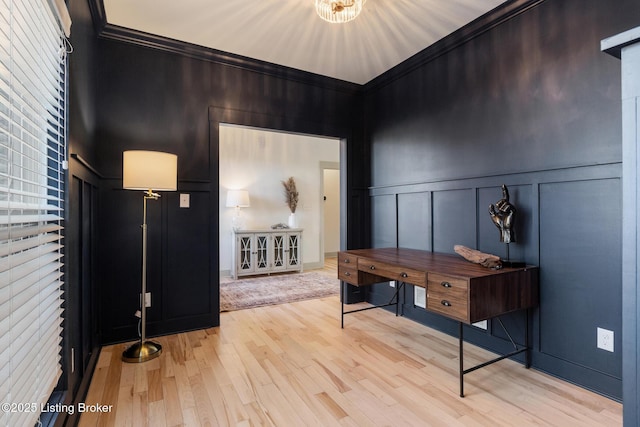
[459, 313, 530, 398]
[525, 308, 531, 368]
[395, 281, 405, 317]
[459, 322, 464, 397]
[340, 280, 344, 329]
[342, 281, 404, 327]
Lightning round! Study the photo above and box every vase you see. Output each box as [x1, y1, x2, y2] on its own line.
[288, 212, 297, 228]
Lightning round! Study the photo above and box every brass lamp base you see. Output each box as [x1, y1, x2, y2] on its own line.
[122, 340, 162, 363]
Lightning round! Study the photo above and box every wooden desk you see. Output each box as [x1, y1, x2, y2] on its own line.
[338, 248, 539, 396]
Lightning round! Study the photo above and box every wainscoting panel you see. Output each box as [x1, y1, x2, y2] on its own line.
[538, 178, 622, 376]
[367, 165, 623, 399]
[99, 182, 214, 343]
[432, 188, 475, 253]
[397, 191, 431, 251]
[165, 190, 212, 320]
[371, 194, 397, 248]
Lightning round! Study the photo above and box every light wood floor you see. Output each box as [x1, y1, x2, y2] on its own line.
[80, 290, 622, 426]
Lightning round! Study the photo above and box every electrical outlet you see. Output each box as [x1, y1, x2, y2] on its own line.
[597, 327, 614, 352]
[414, 287, 426, 308]
[180, 193, 190, 208]
[145, 292, 151, 308]
[472, 320, 488, 330]
[389, 280, 396, 288]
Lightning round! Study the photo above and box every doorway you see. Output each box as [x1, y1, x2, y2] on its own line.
[219, 124, 341, 276]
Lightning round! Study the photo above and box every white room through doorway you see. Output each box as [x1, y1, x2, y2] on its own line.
[219, 124, 340, 276]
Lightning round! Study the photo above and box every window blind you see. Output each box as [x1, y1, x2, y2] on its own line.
[0, 0, 68, 425]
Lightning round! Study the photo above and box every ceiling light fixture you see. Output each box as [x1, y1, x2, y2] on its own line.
[315, 0, 365, 24]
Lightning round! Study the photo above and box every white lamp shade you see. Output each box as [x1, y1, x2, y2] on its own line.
[123, 150, 178, 191]
[226, 190, 250, 208]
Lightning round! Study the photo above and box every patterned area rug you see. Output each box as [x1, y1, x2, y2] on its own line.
[220, 271, 339, 312]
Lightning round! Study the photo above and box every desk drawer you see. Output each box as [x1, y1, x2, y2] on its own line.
[357, 258, 426, 286]
[338, 252, 358, 268]
[338, 266, 358, 284]
[427, 273, 469, 322]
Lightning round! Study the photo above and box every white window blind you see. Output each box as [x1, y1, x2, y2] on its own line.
[0, 0, 68, 425]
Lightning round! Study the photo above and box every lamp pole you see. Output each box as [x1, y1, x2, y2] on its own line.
[122, 189, 162, 362]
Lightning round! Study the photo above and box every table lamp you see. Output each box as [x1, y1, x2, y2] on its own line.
[226, 189, 250, 230]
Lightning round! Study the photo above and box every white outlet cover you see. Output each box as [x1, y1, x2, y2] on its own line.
[414, 287, 426, 309]
[597, 327, 614, 352]
[180, 193, 190, 208]
[473, 320, 488, 330]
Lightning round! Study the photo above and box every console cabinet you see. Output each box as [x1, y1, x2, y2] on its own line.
[231, 229, 302, 278]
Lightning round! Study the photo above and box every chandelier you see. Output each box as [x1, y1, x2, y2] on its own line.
[315, 0, 365, 24]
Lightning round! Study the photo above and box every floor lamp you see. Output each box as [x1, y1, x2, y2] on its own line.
[122, 150, 177, 363]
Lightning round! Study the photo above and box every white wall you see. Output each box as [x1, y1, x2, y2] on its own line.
[219, 124, 340, 275]
[323, 168, 340, 255]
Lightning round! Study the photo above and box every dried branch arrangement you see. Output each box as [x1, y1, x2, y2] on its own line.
[282, 177, 299, 213]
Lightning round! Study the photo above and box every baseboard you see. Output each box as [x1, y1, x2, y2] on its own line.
[304, 261, 323, 271]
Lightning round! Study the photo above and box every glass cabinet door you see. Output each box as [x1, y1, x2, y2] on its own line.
[237, 234, 253, 273]
[255, 234, 270, 273]
[287, 233, 300, 268]
[271, 234, 286, 270]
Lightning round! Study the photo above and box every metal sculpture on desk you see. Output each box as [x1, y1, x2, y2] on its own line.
[489, 184, 516, 243]
[489, 184, 524, 267]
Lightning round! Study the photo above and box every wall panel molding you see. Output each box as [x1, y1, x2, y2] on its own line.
[368, 168, 623, 400]
[369, 162, 622, 195]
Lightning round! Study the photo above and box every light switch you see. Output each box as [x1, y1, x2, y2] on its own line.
[180, 193, 190, 208]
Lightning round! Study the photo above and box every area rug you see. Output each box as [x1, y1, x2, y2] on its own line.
[220, 271, 339, 312]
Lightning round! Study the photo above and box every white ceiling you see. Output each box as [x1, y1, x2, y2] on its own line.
[103, 0, 507, 85]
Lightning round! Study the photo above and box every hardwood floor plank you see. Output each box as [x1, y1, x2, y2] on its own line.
[315, 391, 349, 421]
[188, 371, 219, 426]
[79, 265, 622, 426]
[162, 376, 184, 426]
[131, 391, 148, 427]
[113, 386, 133, 427]
[147, 367, 164, 402]
[148, 399, 167, 427]
[171, 362, 197, 414]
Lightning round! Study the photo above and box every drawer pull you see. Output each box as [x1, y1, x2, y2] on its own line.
[344, 258, 350, 263]
[401, 272, 408, 278]
[370, 265, 376, 270]
[441, 281, 452, 288]
[344, 271, 351, 276]
[441, 300, 452, 307]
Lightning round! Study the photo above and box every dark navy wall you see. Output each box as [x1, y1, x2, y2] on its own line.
[63, 0, 104, 424]
[67, 0, 640, 410]
[363, 0, 640, 400]
[89, 29, 365, 343]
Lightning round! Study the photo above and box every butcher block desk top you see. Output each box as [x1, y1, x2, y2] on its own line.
[338, 248, 539, 324]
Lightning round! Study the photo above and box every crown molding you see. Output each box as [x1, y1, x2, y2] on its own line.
[87, 0, 107, 35]
[364, 0, 546, 91]
[86, 0, 543, 94]
[86, 1, 361, 94]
